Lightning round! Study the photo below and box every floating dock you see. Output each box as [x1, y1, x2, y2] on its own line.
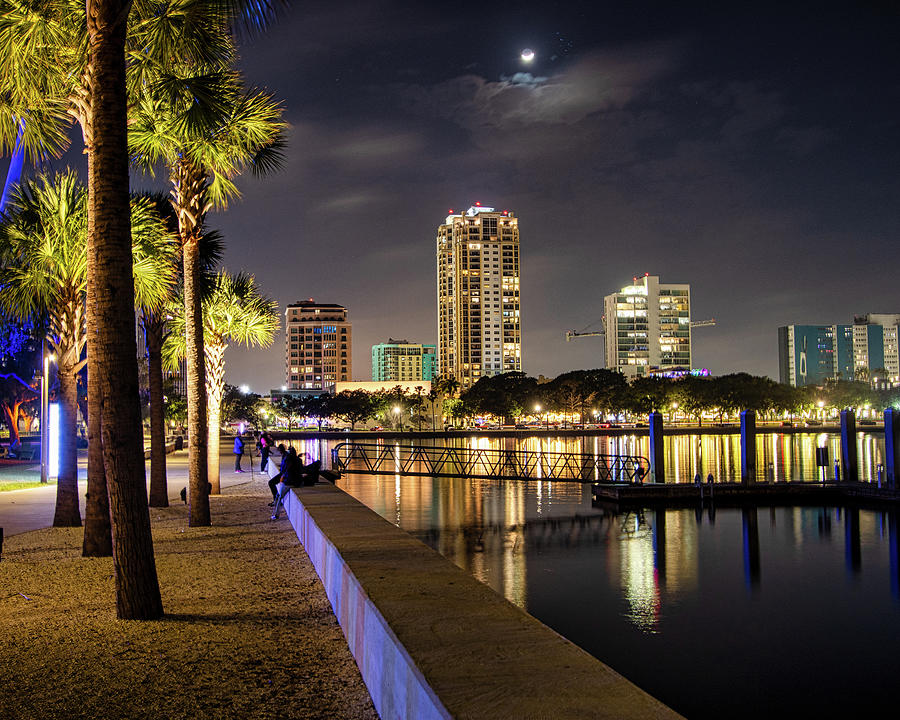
[593, 481, 900, 508]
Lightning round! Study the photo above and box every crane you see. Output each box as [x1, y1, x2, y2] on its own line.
[565, 318, 716, 341]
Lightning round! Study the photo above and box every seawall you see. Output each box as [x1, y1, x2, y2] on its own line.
[280, 482, 681, 719]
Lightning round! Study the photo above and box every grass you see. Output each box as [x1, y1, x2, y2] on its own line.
[0, 481, 55, 492]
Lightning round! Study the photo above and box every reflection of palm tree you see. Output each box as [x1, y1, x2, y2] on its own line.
[166, 271, 277, 493]
[0, 172, 175, 527]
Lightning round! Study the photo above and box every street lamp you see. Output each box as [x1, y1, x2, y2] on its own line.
[40, 350, 56, 484]
[393, 405, 402, 431]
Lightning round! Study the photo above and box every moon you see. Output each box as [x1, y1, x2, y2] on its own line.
[520, 48, 535, 62]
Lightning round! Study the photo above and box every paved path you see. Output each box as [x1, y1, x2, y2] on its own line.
[0, 448, 263, 537]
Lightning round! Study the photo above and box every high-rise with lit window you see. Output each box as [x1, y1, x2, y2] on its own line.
[437, 204, 521, 389]
[604, 274, 691, 377]
[372, 340, 436, 382]
[284, 300, 352, 392]
[778, 313, 900, 387]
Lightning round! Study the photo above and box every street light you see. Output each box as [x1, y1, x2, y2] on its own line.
[534, 403, 548, 431]
[393, 405, 402, 432]
[40, 350, 56, 485]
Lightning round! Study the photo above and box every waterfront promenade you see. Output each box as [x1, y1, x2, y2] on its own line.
[1, 446, 682, 719]
[0, 450, 378, 720]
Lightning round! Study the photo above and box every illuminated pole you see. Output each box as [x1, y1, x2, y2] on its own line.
[393, 405, 402, 432]
[0, 122, 25, 213]
[40, 344, 49, 484]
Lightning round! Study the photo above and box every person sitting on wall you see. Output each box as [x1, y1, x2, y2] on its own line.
[267, 444, 292, 506]
[285, 452, 321, 488]
[270, 453, 322, 520]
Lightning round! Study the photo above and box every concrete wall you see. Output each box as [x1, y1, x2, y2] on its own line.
[281, 483, 681, 719]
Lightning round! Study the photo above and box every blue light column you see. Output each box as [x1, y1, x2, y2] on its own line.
[840, 409, 858, 482]
[0, 122, 25, 213]
[648, 411, 664, 483]
[885, 408, 900, 489]
[740, 409, 757, 485]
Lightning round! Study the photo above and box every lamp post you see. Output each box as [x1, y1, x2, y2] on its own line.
[393, 405, 402, 432]
[39, 348, 55, 484]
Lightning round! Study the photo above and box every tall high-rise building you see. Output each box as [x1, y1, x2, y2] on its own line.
[436, 204, 521, 389]
[371, 340, 436, 382]
[284, 300, 352, 393]
[604, 274, 691, 378]
[778, 313, 900, 386]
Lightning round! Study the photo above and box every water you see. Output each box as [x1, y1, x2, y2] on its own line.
[281, 433, 899, 718]
[292, 430, 888, 484]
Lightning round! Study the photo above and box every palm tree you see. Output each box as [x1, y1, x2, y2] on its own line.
[129, 71, 285, 525]
[0, 171, 175, 528]
[136, 194, 197, 509]
[1, 0, 278, 619]
[165, 270, 277, 493]
[427, 386, 440, 430]
[0, 0, 234, 619]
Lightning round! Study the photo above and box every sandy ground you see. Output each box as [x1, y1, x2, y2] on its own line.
[0, 475, 378, 720]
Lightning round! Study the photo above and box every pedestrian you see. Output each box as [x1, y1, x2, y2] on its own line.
[234, 433, 245, 472]
[259, 432, 271, 472]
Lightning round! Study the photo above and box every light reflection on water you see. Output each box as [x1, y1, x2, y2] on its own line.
[293, 431, 887, 483]
[329, 437, 900, 719]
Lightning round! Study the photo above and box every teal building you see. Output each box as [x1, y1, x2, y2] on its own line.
[372, 340, 437, 382]
[778, 314, 900, 386]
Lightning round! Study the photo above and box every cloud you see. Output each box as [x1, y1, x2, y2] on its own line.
[398, 44, 682, 130]
[329, 131, 426, 162]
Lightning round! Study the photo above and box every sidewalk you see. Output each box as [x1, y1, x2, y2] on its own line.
[0, 448, 262, 536]
[0, 455, 378, 720]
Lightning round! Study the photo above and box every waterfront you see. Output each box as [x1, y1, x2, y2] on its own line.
[292, 430, 889, 484]
[283, 433, 899, 717]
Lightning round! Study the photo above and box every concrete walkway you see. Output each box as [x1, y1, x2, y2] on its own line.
[0, 448, 261, 536]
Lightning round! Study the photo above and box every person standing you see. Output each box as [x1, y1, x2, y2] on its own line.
[234, 433, 245, 472]
[259, 432, 271, 472]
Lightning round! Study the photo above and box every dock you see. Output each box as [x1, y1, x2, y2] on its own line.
[593, 481, 900, 508]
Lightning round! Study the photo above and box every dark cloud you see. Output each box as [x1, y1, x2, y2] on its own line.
[399, 45, 682, 131]
[120, 3, 900, 392]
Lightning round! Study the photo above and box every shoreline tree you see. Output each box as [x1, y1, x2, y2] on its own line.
[165, 270, 277, 492]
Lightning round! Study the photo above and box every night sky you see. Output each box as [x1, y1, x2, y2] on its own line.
[7, 1, 900, 392]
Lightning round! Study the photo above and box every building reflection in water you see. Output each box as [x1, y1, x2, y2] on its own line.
[332, 437, 900, 638]
[742, 507, 760, 589]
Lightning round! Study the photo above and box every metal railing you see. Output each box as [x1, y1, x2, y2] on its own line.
[331, 442, 649, 483]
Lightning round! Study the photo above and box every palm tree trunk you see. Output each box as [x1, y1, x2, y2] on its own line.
[52, 356, 81, 527]
[86, 0, 162, 620]
[206, 343, 225, 494]
[145, 312, 168, 507]
[82, 347, 112, 556]
[183, 233, 210, 524]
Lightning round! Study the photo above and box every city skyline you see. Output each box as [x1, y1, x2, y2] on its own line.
[3, 2, 898, 393]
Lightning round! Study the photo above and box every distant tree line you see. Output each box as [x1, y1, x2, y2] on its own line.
[210, 371, 900, 432]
